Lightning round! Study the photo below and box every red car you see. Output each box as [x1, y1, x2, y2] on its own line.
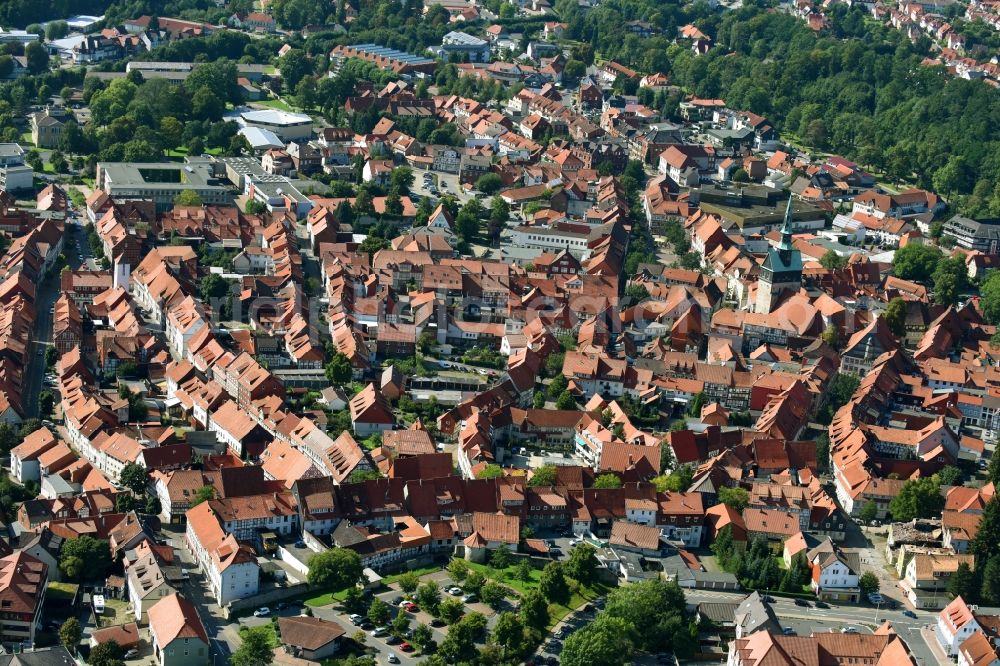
[403, 603, 419, 613]
[400, 642, 414, 652]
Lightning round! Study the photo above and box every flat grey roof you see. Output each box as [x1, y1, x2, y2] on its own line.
[98, 161, 229, 190]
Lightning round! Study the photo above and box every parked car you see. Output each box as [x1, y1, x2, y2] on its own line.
[371, 627, 388, 637]
[400, 642, 414, 652]
[815, 601, 829, 609]
[123, 649, 139, 659]
[761, 595, 775, 603]
[430, 618, 445, 627]
[447, 587, 463, 596]
[387, 654, 399, 664]
[403, 602, 419, 613]
[794, 599, 810, 607]
[462, 594, 477, 603]
[294, 540, 306, 548]
[841, 627, 859, 634]
[349, 614, 364, 625]
[391, 596, 404, 605]
[782, 627, 796, 636]
[386, 635, 401, 645]
[253, 607, 271, 617]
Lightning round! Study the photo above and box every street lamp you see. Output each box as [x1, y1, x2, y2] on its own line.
[874, 599, 882, 625]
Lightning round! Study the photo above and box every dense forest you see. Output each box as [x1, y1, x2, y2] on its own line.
[556, 0, 1000, 216]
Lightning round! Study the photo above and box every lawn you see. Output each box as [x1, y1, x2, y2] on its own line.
[96, 598, 133, 628]
[383, 566, 439, 585]
[466, 560, 543, 596]
[166, 146, 223, 158]
[303, 586, 352, 607]
[463, 559, 613, 627]
[47, 582, 79, 603]
[240, 623, 280, 647]
[255, 97, 294, 112]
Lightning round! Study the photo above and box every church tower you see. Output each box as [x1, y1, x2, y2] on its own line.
[754, 196, 803, 314]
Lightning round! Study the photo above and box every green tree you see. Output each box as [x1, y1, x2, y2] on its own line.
[820, 324, 840, 349]
[859, 571, 879, 596]
[464, 570, 486, 594]
[475, 173, 503, 194]
[819, 250, 846, 270]
[519, 589, 548, 629]
[532, 391, 546, 408]
[480, 581, 506, 609]
[119, 462, 148, 495]
[278, 49, 312, 90]
[416, 581, 441, 615]
[938, 465, 964, 486]
[307, 548, 362, 589]
[325, 352, 353, 385]
[60, 535, 110, 581]
[231, 626, 274, 666]
[593, 473, 622, 489]
[718, 486, 750, 511]
[688, 392, 706, 417]
[933, 256, 970, 305]
[190, 485, 215, 507]
[859, 500, 878, 525]
[884, 298, 907, 337]
[556, 390, 577, 410]
[191, 86, 224, 122]
[59, 617, 81, 648]
[547, 373, 569, 397]
[889, 475, 945, 522]
[412, 623, 433, 649]
[88, 640, 124, 666]
[439, 597, 464, 624]
[398, 571, 420, 595]
[893, 244, 943, 282]
[391, 608, 410, 637]
[983, 555, 1000, 605]
[490, 544, 512, 569]
[476, 464, 503, 480]
[390, 167, 415, 195]
[539, 561, 569, 604]
[561, 616, 634, 666]
[24, 41, 48, 74]
[601, 579, 690, 654]
[492, 611, 524, 657]
[448, 558, 469, 583]
[174, 190, 203, 207]
[566, 543, 598, 585]
[972, 496, 1000, 563]
[514, 559, 533, 583]
[982, 271, 1000, 324]
[949, 562, 977, 601]
[368, 598, 390, 626]
[528, 464, 558, 487]
[654, 465, 694, 492]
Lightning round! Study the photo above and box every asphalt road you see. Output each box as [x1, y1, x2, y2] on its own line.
[683, 588, 940, 664]
[24, 258, 61, 419]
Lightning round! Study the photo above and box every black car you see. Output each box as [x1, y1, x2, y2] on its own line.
[430, 618, 445, 627]
[386, 635, 401, 645]
[794, 599, 810, 607]
[391, 596, 404, 605]
[761, 595, 775, 603]
[815, 601, 829, 609]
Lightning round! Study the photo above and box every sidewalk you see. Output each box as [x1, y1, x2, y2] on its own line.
[920, 625, 954, 666]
